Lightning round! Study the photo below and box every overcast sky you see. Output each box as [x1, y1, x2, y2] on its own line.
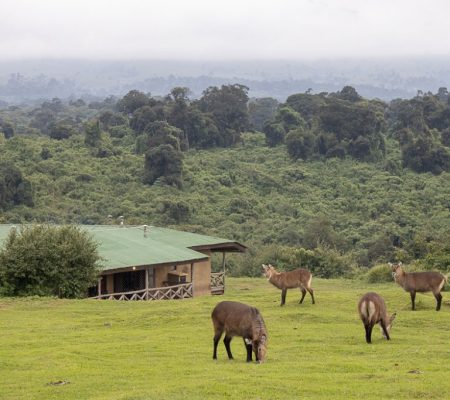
[1, 0, 450, 60]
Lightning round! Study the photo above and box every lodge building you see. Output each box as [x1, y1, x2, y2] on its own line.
[0, 225, 246, 301]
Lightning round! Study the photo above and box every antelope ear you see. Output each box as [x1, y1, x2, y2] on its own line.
[260, 334, 267, 344]
[262, 264, 267, 270]
[398, 262, 402, 266]
[388, 262, 393, 267]
[391, 312, 397, 321]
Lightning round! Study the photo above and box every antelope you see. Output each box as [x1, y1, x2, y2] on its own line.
[262, 264, 315, 306]
[358, 292, 396, 344]
[389, 262, 447, 311]
[212, 301, 268, 363]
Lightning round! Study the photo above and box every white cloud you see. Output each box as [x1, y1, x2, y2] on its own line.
[0, 0, 449, 59]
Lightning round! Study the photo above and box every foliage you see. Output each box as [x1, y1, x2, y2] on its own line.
[248, 97, 279, 131]
[1, 86, 450, 274]
[84, 120, 102, 147]
[284, 246, 356, 278]
[263, 121, 285, 147]
[143, 144, 183, 187]
[285, 128, 316, 160]
[0, 162, 33, 210]
[116, 90, 149, 114]
[0, 120, 14, 139]
[198, 84, 249, 145]
[0, 225, 100, 298]
[364, 263, 393, 283]
[267, 87, 386, 162]
[388, 93, 450, 173]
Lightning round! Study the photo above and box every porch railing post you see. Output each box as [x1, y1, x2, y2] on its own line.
[145, 267, 149, 300]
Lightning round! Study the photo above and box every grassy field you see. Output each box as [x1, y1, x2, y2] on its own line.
[1, 277, 450, 400]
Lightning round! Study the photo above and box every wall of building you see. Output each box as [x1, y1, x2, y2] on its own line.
[154, 263, 192, 287]
[192, 252, 212, 296]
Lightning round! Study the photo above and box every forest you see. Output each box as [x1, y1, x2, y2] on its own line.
[0, 84, 449, 277]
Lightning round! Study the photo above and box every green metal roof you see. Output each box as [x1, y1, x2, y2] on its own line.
[0, 225, 245, 272]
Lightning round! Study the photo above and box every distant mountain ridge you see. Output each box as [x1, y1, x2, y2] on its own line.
[1, 57, 450, 103]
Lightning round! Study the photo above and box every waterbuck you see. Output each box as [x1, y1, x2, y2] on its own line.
[389, 262, 447, 311]
[262, 264, 315, 306]
[358, 292, 396, 344]
[211, 301, 268, 363]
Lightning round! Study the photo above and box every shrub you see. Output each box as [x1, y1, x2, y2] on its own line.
[0, 225, 101, 298]
[364, 264, 393, 283]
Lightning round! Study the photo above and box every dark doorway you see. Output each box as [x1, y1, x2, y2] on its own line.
[114, 270, 145, 293]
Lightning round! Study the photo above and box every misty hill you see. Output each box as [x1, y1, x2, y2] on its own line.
[1, 57, 450, 103]
[1, 84, 449, 276]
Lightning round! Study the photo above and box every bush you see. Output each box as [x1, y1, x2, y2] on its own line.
[232, 244, 355, 278]
[364, 264, 393, 283]
[292, 246, 356, 278]
[0, 225, 101, 298]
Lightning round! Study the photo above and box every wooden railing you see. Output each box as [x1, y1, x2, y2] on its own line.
[211, 272, 225, 295]
[92, 282, 193, 301]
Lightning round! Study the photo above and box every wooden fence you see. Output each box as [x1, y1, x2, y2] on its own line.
[92, 282, 193, 301]
[211, 272, 225, 295]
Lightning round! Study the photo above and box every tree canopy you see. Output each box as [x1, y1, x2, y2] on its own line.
[0, 225, 101, 298]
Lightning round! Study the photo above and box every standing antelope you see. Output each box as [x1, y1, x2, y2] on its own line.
[389, 262, 447, 311]
[262, 264, 315, 306]
[358, 292, 396, 344]
[211, 301, 268, 363]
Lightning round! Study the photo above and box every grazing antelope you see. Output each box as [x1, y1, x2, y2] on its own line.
[358, 292, 396, 344]
[212, 301, 268, 363]
[262, 264, 315, 306]
[389, 262, 447, 311]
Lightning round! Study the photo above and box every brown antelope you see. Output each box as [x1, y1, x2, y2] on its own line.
[389, 262, 447, 311]
[211, 301, 268, 363]
[358, 292, 396, 344]
[262, 264, 315, 306]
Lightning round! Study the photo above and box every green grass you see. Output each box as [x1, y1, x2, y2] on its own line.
[1, 278, 450, 400]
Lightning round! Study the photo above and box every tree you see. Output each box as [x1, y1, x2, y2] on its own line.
[0, 121, 14, 139]
[30, 108, 56, 135]
[277, 106, 306, 131]
[143, 144, 183, 187]
[0, 163, 33, 210]
[263, 122, 285, 147]
[248, 97, 279, 131]
[135, 121, 187, 154]
[198, 84, 249, 145]
[42, 97, 64, 113]
[99, 111, 127, 130]
[401, 130, 450, 174]
[84, 120, 102, 147]
[0, 225, 100, 298]
[181, 109, 221, 149]
[335, 86, 362, 102]
[285, 92, 327, 123]
[285, 128, 316, 160]
[117, 90, 149, 114]
[129, 105, 165, 134]
[49, 123, 76, 140]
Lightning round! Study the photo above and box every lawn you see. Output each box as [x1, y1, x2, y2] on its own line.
[1, 278, 449, 400]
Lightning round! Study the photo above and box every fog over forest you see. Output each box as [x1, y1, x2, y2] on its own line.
[1, 57, 450, 104]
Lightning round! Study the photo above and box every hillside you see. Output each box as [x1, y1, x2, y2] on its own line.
[1, 131, 449, 274]
[1, 85, 450, 275]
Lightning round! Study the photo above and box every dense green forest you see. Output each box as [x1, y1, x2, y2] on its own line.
[0, 85, 449, 276]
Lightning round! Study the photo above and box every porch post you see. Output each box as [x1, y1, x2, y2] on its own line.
[222, 252, 226, 293]
[97, 277, 102, 297]
[145, 267, 149, 300]
[190, 262, 194, 296]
